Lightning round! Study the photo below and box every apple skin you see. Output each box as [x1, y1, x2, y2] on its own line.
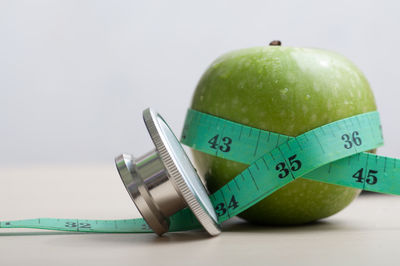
[190, 46, 377, 225]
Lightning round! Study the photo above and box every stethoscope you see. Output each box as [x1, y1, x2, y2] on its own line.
[115, 108, 220, 236]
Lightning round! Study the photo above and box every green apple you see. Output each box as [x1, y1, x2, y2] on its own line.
[190, 42, 377, 225]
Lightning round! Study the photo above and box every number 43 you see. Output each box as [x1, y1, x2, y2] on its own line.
[208, 134, 232, 153]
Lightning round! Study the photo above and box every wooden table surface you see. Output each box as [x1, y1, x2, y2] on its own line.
[1, 165, 399, 266]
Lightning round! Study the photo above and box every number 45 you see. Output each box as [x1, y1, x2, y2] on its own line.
[352, 168, 378, 185]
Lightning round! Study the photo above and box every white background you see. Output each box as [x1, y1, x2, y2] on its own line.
[1, 3, 400, 265]
[1, 0, 399, 166]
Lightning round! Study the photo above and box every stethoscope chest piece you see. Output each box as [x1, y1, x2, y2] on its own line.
[115, 108, 221, 236]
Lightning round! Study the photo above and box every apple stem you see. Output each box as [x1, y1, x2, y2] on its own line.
[269, 40, 281, 46]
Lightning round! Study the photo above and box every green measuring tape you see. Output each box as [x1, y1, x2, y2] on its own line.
[2, 108, 398, 234]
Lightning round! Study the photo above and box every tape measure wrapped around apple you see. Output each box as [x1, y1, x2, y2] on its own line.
[189, 41, 376, 225]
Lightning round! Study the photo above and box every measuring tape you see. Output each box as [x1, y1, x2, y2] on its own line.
[2, 108, 398, 234]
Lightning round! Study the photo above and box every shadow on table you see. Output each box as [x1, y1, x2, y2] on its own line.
[221, 217, 344, 234]
[0, 231, 90, 237]
[0, 217, 350, 244]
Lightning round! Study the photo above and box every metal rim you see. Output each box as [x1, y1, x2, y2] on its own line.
[143, 108, 221, 236]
